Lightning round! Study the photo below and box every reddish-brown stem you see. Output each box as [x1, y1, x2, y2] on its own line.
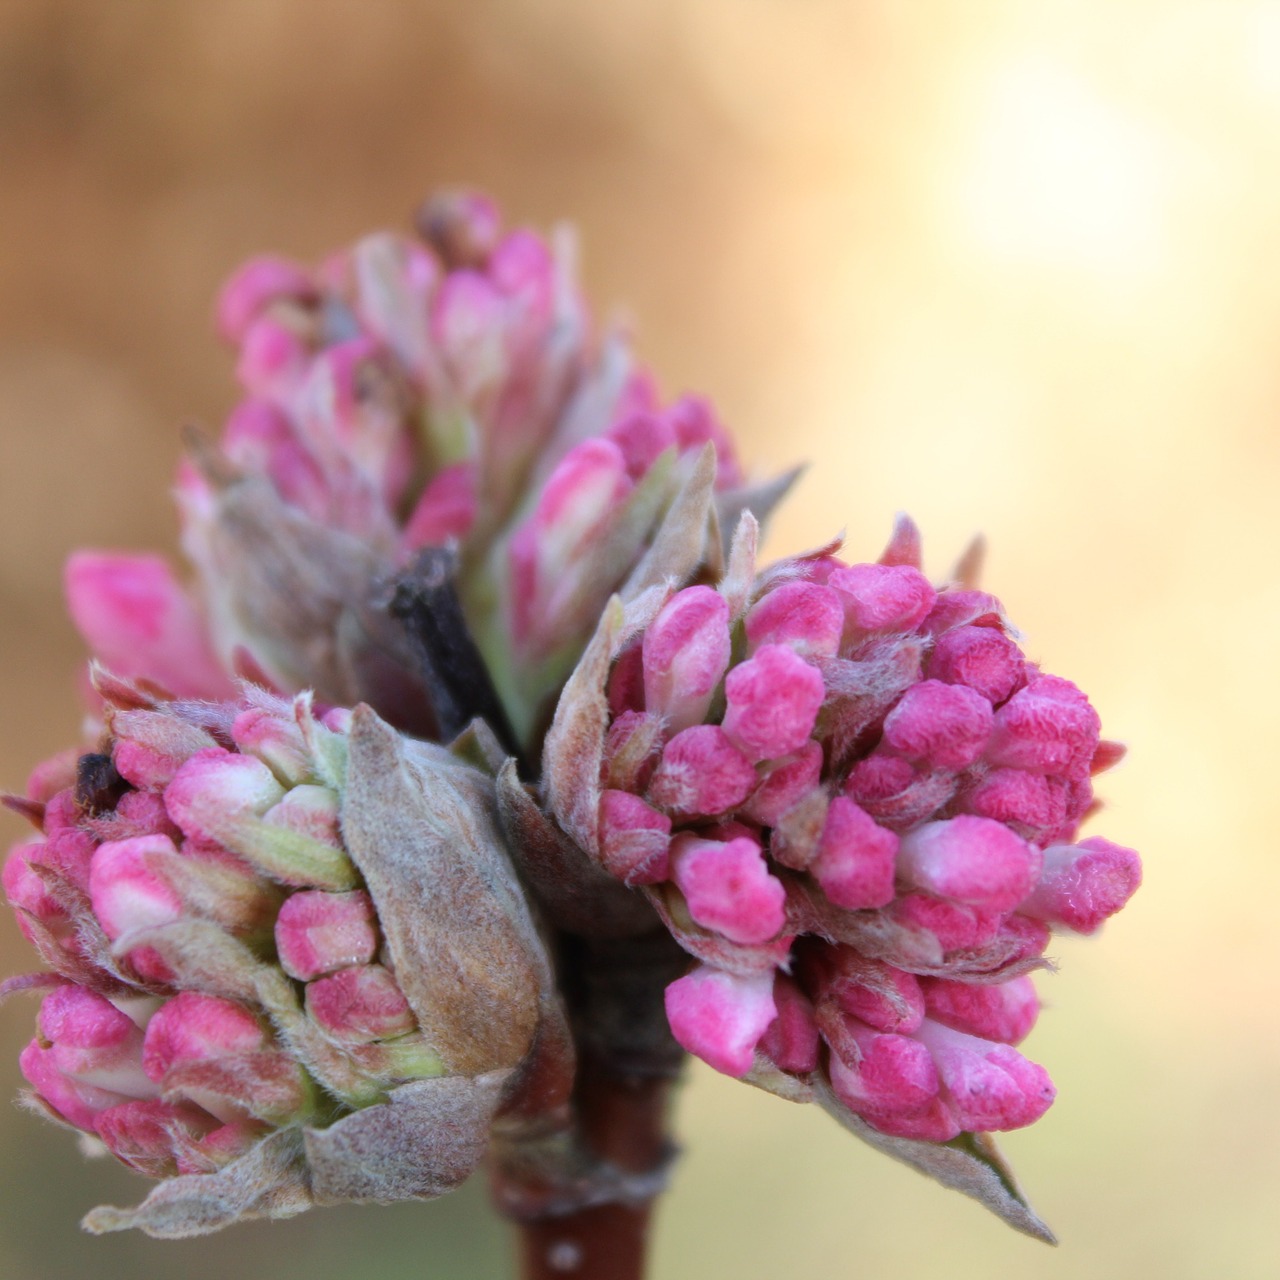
[516, 1059, 672, 1280]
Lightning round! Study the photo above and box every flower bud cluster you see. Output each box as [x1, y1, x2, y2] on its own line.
[4, 681, 445, 1182]
[572, 518, 1140, 1140]
[99, 191, 741, 741]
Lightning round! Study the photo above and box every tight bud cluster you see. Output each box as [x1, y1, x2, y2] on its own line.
[560, 517, 1140, 1140]
[65, 191, 745, 746]
[4, 674, 554, 1234]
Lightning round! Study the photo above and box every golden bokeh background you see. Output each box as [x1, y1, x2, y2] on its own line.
[1, 2, 1276, 1277]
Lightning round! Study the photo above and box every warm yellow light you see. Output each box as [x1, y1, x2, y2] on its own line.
[950, 56, 1167, 278]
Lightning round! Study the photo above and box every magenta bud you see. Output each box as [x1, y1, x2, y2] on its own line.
[165, 749, 286, 847]
[897, 816, 1042, 912]
[810, 797, 898, 910]
[89, 835, 184, 942]
[20, 1039, 135, 1131]
[881, 679, 993, 771]
[304, 964, 416, 1044]
[741, 741, 824, 828]
[887, 893, 1003, 954]
[665, 396, 744, 488]
[400, 462, 478, 552]
[647, 725, 758, 817]
[826, 1021, 943, 1121]
[597, 791, 672, 885]
[664, 966, 776, 1077]
[758, 975, 820, 1075]
[670, 834, 786, 946]
[608, 410, 678, 479]
[925, 625, 1026, 705]
[230, 707, 312, 787]
[142, 993, 266, 1085]
[744, 581, 845, 660]
[215, 255, 315, 344]
[921, 976, 1040, 1044]
[274, 890, 379, 981]
[642, 586, 731, 732]
[110, 710, 217, 791]
[64, 553, 231, 701]
[986, 675, 1101, 780]
[828, 563, 936, 635]
[958, 768, 1065, 835]
[236, 313, 311, 400]
[808, 950, 925, 1035]
[722, 644, 825, 763]
[915, 1020, 1055, 1132]
[1018, 837, 1142, 934]
[93, 1098, 225, 1179]
[36, 986, 156, 1099]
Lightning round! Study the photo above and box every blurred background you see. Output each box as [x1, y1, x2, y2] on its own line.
[1, 1, 1276, 1276]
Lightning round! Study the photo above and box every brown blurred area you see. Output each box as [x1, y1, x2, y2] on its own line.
[2, 2, 1278, 1277]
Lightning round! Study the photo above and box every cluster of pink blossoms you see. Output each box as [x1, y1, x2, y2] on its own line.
[5, 682, 435, 1180]
[569, 517, 1140, 1141]
[3, 191, 1140, 1243]
[68, 192, 743, 742]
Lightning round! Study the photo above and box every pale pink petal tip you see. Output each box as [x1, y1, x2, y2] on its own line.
[64, 552, 231, 700]
[1019, 837, 1142, 933]
[664, 967, 776, 1077]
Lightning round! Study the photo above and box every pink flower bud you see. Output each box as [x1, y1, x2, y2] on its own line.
[897, 816, 1042, 912]
[880, 679, 993, 771]
[230, 706, 312, 786]
[744, 581, 846, 660]
[236, 313, 311, 400]
[37, 986, 156, 1099]
[670, 834, 785, 946]
[825, 1020, 944, 1122]
[1017, 837, 1142, 934]
[304, 964, 417, 1044]
[400, 461, 478, 552]
[664, 966, 776, 1077]
[957, 767, 1065, 836]
[164, 749, 286, 847]
[809, 796, 900, 910]
[608, 410, 678, 478]
[914, 1020, 1055, 1132]
[828, 563, 936, 635]
[648, 725, 758, 817]
[110, 710, 218, 791]
[925, 624, 1026, 705]
[722, 644, 825, 763]
[642, 586, 731, 732]
[215, 255, 315, 344]
[741, 742, 824, 827]
[986, 675, 1101, 780]
[64, 553, 231, 701]
[274, 890, 379, 981]
[89, 835, 184, 942]
[598, 791, 671, 885]
[921, 976, 1039, 1045]
[759, 975, 820, 1074]
[808, 950, 925, 1035]
[92, 1098, 223, 1178]
[666, 395, 744, 488]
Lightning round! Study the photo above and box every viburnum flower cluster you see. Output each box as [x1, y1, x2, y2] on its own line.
[4, 673, 561, 1234]
[542, 514, 1140, 1147]
[68, 191, 748, 747]
[3, 190, 1140, 1257]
